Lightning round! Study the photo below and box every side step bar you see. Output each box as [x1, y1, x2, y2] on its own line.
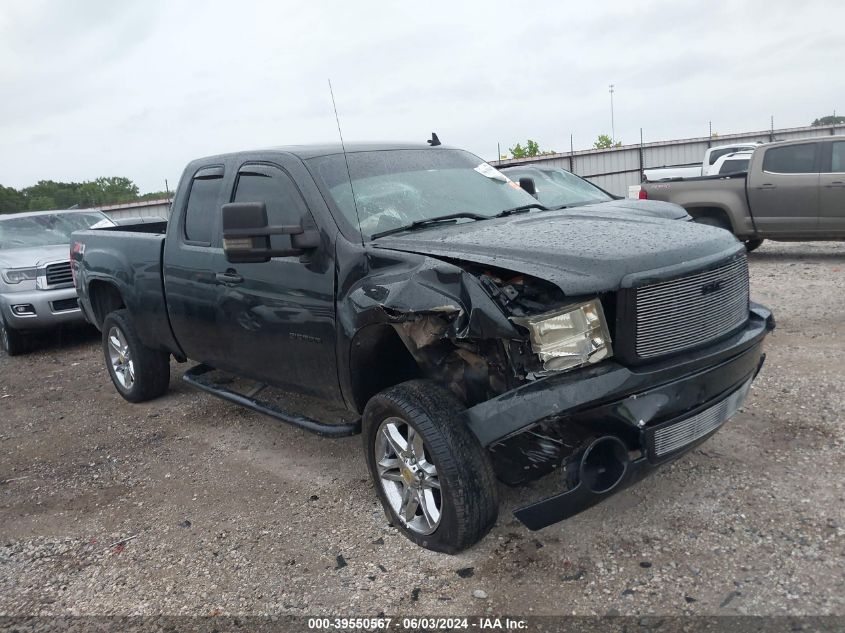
[182, 364, 361, 438]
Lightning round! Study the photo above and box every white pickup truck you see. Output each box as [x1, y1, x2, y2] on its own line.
[642, 142, 761, 182]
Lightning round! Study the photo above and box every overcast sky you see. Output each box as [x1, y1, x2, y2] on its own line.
[1, 0, 842, 193]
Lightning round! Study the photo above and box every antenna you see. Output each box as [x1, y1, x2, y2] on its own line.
[328, 79, 364, 246]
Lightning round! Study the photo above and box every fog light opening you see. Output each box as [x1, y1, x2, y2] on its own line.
[11, 304, 36, 316]
[579, 436, 629, 494]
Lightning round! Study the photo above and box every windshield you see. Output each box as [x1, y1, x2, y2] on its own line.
[0, 212, 107, 249]
[504, 167, 612, 208]
[307, 149, 538, 240]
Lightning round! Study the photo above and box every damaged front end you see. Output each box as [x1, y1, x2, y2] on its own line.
[340, 241, 772, 532]
[342, 243, 610, 408]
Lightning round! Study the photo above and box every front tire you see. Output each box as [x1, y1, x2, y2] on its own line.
[745, 239, 764, 252]
[0, 313, 26, 356]
[363, 380, 498, 553]
[102, 309, 170, 402]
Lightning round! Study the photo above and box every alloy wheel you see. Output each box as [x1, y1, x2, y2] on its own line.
[375, 417, 442, 535]
[107, 326, 135, 390]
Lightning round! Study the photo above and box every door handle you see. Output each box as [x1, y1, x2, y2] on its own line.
[825, 181, 845, 188]
[756, 183, 776, 190]
[215, 271, 243, 285]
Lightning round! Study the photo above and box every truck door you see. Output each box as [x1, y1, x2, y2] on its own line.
[210, 161, 340, 401]
[747, 142, 820, 236]
[819, 140, 845, 236]
[164, 165, 234, 369]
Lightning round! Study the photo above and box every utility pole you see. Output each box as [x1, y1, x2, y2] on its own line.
[609, 84, 616, 144]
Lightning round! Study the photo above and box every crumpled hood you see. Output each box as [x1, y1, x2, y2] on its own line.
[373, 210, 741, 296]
[0, 244, 71, 269]
[584, 198, 690, 220]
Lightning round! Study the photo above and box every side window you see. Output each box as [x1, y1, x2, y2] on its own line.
[762, 144, 817, 174]
[184, 168, 224, 244]
[829, 142, 845, 173]
[233, 164, 310, 250]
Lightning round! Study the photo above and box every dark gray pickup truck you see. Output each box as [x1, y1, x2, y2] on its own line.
[72, 143, 773, 552]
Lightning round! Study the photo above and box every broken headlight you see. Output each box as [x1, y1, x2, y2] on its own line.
[512, 299, 612, 373]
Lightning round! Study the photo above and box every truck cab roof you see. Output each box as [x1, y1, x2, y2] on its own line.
[191, 142, 450, 165]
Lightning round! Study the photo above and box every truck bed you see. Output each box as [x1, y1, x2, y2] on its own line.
[71, 227, 179, 354]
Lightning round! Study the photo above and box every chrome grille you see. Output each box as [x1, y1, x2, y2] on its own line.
[45, 261, 73, 287]
[652, 378, 751, 457]
[635, 255, 749, 359]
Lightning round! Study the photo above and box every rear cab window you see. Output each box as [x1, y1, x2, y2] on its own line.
[183, 166, 225, 245]
[826, 141, 845, 173]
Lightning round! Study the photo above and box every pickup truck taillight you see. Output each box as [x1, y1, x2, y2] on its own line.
[638, 188, 648, 200]
[70, 241, 83, 285]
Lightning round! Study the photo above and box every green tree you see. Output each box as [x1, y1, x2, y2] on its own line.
[812, 115, 845, 126]
[593, 134, 622, 149]
[508, 139, 555, 159]
[96, 177, 139, 203]
[0, 185, 25, 213]
[138, 190, 172, 201]
[1, 176, 166, 214]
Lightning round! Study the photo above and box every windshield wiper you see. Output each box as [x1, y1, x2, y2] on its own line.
[493, 203, 547, 217]
[371, 212, 488, 239]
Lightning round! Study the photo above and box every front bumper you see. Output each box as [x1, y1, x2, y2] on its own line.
[0, 287, 86, 330]
[462, 303, 774, 530]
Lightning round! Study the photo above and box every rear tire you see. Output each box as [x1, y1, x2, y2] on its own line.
[363, 379, 498, 553]
[102, 309, 170, 402]
[744, 239, 764, 252]
[0, 314, 26, 356]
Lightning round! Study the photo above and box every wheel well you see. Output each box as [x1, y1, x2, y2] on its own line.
[350, 324, 422, 413]
[686, 207, 735, 232]
[88, 280, 125, 328]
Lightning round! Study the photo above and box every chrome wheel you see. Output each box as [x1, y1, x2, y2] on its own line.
[107, 326, 135, 390]
[375, 417, 442, 535]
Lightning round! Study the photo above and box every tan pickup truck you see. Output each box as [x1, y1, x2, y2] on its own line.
[633, 136, 845, 251]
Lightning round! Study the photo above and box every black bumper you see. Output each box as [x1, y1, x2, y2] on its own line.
[462, 303, 774, 530]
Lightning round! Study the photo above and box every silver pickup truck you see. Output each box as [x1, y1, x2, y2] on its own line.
[0, 209, 111, 355]
[634, 136, 845, 251]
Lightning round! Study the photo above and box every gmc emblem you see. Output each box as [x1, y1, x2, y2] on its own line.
[701, 279, 725, 295]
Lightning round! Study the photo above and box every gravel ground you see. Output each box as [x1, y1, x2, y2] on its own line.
[1, 241, 843, 617]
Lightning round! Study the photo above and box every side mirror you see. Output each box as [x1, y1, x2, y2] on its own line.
[221, 202, 319, 264]
[518, 177, 538, 199]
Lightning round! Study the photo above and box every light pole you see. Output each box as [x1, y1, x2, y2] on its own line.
[609, 84, 616, 145]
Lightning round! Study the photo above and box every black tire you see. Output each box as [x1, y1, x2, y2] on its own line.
[101, 309, 170, 402]
[363, 379, 498, 553]
[744, 239, 764, 252]
[693, 215, 731, 232]
[0, 313, 26, 356]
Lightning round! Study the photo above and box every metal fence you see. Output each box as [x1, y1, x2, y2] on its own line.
[96, 198, 172, 221]
[491, 123, 845, 197]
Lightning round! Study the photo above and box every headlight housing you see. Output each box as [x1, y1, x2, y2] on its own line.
[512, 299, 612, 373]
[1, 267, 38, 284]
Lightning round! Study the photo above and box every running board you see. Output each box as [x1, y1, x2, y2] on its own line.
[182, 364, 361, 438]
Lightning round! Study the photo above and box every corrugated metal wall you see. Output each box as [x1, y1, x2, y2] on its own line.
[96, 199, 172, 221]
[492, 124, 845, 196]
